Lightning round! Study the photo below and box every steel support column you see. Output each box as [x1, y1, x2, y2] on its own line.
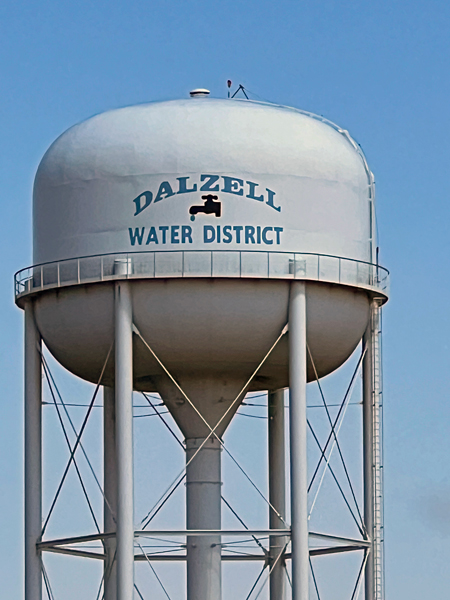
[363, 300, 384, 600]
[268, 389, 286, 600]
[289, 281, 309, 600]
[104, 386, 118, 600]
[186, 437, 222, 600]
[24, 301, 42, 600]
[115, 279, 134, 600]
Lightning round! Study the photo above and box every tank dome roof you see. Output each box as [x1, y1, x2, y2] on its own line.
[33, 98, 373, 266]
[36, 98, 366, 188]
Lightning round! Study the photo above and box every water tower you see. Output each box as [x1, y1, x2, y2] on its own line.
[16, 91, 389, 600]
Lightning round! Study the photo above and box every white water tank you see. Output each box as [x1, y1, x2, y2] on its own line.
[16, 97, 388, 433]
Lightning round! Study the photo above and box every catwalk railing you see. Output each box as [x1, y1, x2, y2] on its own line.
[15, 250, 389, 301]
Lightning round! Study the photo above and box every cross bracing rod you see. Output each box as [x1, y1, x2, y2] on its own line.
[135, 322, 290, 532]
[310, 557, 321, 600]
[137, 555, 268, 562]
[222, 495, 268, 556]
[309, 545, 368, 557]
[135, 539, 174, 600]
[40, 345, 112, 537]
[42, 361, 101, 534]
[133, 323, 291, 600]
[132, 547, 369, 561]
[41, 356, 114, 517]
[309, 532, 370, 547]
[307, 421, 366, 537]
[40, 560, 55, 600]
[38, 529, 291, 548]
[39, 545, 369, 559]
[38, 529, 369, 549]
[39, 540, 369, 566]
[307, 346, 366, 532]
[40, 547, 106, 560]
[38, 532, 115, 548]
[39, 548, 268, 562]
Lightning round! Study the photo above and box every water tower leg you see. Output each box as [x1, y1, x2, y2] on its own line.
[104, 386, 118, 600]
[24, 301, 42, 600]
[186, 437, 222, 600]
[268, 389, 286, 600]
[114, 281, 134, 600]
[288, 281, 309, 600]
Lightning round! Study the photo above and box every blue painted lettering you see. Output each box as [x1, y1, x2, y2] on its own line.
[266, 189, 281, 212]
[145, 227, 158, 245]
[200, 174, 220, 192]
[159, 226, 169, 243]
[233, 226, 243, 243]
[182, 225, 193, 243]
[171, 225, 180, 243]
[245, 226, 256, 244]
[133, 192, 152, 216]
[223, 225, 232, 243]
[204, 225, 215, 243]
[222, 176, 243, 196]
[129, 223, 282, 246]
[154, 181, 175, 203]
[262, 227, 273, 244]
[177, 177, 197, 194]
[129, 227, 145, 246]
[132, 176, 282, 214]
[274, 227, 283, 244]
[246, 181, 264, 202]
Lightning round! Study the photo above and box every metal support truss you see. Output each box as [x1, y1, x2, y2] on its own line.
[31, 290, 385, 600]
[37, 529, 369, 559]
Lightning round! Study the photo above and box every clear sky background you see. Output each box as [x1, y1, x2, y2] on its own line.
[1, 0, 450, 598]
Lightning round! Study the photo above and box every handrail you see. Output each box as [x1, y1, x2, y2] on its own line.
[14, 250, 389, 304]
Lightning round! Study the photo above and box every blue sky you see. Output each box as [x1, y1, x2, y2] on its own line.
[1, 0, 450, 597]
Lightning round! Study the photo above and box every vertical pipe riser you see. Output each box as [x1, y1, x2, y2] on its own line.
[288, 282, 309, 600]
[115, 280, 134, 600]
[24, 302, 42, 600]
[186, 437, 222, 600]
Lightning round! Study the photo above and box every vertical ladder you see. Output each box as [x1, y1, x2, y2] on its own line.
[370, 302, 385, 600]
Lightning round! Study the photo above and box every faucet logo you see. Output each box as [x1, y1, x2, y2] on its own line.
[189, 195, 222, 221]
